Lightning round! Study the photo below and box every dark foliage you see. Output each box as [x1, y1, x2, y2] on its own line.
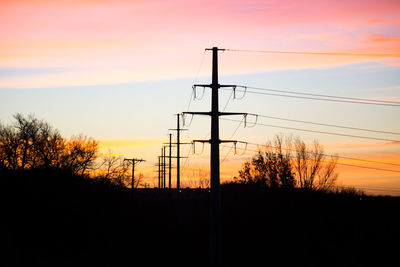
[0, 114, 98, 174]
[236, 135, 338, 191]
[1, 170, 398, 266]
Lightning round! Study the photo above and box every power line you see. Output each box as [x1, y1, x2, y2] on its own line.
[246, 142, 400, 169]
[225, 49, 400, 58]
[226, 143, 400, 174]
[245, 86, 400, 105]
[220, 87, 400, 107]
[339, 185, 400, 193]
[221, 118, 400, 143]
[221, 117, 245, 163]
[256, 114, 400, 136]
[224, 139, 400, 168]
[186, 50, 208, 112]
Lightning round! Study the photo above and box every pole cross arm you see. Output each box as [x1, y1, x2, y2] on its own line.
[163, 143, 177, 146]
[193, 84, 239, 89]
[182, 111, 211, 116]
[164, 156, 188, 159]
[219, 112, 248, 116]
[168, 128, 188, 131]
[205, 47, 225, 51]
[124, 158, 145, 190]
[219, 140, 238, 143]
[219, 140, 247, 144]
[219, 84, 239, 88]
[124, 158, 145, 162]
[167, 142, 192, 145]
[193, 84, 211, 88]
[192, 139, 210, 143]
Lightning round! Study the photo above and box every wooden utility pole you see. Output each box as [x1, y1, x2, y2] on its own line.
[123, 157, 145, 190]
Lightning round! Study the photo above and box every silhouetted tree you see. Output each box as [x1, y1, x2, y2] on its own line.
[293, 137, 338, 191]
[235, 135, 338, 191]
[0, 114, 98, 175]
[96, 152, 131, 186]
[237, 134, 295, 188]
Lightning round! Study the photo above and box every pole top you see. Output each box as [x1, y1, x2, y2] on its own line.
[206, 47, 225, 51]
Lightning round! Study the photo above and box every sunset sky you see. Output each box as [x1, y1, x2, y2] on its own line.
[1, 0, 399, 195]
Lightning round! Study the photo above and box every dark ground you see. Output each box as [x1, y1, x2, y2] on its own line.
[1, 170, 399, 266]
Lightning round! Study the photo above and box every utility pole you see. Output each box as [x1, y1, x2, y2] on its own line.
[155, 156, 162, 188]
[124, 157, 145, 190]
[162, 146, 166, 188]
[168, 114, 190, 190]
[168, 134, 172, 189]
[183, 47, 247, 265]
[158, 148, 165, 188]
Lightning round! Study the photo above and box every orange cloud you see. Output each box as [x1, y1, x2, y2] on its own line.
[1, 0, 400, 88]
[365, 34, 400, 44]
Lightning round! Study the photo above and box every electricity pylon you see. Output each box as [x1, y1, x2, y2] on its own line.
[183, 47, 247, 265]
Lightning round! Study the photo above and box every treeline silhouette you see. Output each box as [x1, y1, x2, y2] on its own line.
[2, 170, 398, 266]
[0, 114, 98, 174]
[1, 115, 398, 266]
[0, 114, 141, 187]
[235, 134, 338, 191]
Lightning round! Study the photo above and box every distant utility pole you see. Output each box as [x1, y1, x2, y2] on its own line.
[160, 147, 165, 188]
[155, 156, 162, 188]
[168, 117, 190, 190]
[124, 157, 145, 190]
[168, 134, 172, 189]
[162, 146, 167, 188]
[183, 47, 247, 265]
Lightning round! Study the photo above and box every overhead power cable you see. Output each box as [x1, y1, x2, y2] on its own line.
[256, 114, 400, 136]
[245, 86, 400, 105]
[339, 186, 400, 194]
[229, 143, 400, 174]
[219, 86, 400, 107]
[225, 49, 400, 58]
[221, 118, 400, 143]
[245, 140, 400, 168]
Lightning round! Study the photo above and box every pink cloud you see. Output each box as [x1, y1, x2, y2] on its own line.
[1, 0, 400, 88]
[365, 33, 400, 43]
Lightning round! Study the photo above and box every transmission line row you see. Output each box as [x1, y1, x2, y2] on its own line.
[220, 143, 400, 174]
[220, 117, 400, 143]
[225, 48, 400, 58]
[253, 114, 400, 136]
[219, 86, 400, 107]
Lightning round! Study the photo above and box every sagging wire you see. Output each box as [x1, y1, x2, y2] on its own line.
[233, 85, 247, 100]
[182, 113, 194, 127]
[221, 141, 249, 163]
[192, 141, 205, 155]
[244, 113, 258, 128]
[229, 141, 249, 156]
[222, 90, 233, 111]
[193, 85, 206, 100]
[234, 141, 248, 156]
[181, 145, 192, 174]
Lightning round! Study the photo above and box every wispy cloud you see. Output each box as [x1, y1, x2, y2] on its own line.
[1, 0, 399, 88]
